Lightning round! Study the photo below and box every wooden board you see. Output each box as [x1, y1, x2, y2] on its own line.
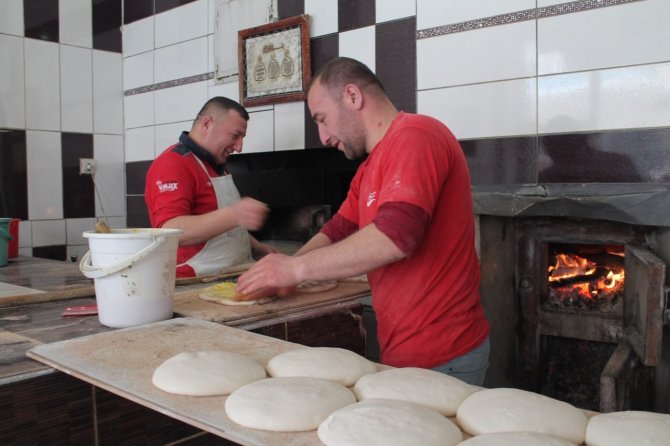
[26, 318, 332, 446]
[173, 281, 371, 326]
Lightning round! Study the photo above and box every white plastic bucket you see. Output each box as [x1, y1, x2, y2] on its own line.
[80, 228, 182, 328]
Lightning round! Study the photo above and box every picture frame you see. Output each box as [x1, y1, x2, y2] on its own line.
[238, 15, 311, 108]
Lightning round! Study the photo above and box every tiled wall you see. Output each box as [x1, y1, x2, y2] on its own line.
[0, 0, 125, 260]
[2, 0, 669, 260]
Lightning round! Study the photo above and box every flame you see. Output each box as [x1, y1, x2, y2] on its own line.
[548, 254, 597, 282]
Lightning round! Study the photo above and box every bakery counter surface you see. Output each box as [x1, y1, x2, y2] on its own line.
[0, 278, 370, 384]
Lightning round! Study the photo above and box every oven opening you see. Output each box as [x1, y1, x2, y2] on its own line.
[545, 243, 625, 315]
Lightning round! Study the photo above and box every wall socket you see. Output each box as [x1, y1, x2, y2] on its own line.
[79, 158, 96, 175]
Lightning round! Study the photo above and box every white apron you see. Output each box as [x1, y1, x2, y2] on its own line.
[178, 157, 253, 276]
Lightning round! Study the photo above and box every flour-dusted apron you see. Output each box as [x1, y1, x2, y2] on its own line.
[178, 157, 253, 276]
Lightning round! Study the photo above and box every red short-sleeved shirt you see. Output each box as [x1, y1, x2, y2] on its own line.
[330, 112, 489, 368]
[144, 132, 222, 277]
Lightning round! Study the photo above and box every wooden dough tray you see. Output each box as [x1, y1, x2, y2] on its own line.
[173, 281, 371, 327]
[27, 318, 326, 446]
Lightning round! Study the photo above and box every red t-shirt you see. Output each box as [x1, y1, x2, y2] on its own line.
[329, 112, 490, 368]
[144, 135, 221, 277]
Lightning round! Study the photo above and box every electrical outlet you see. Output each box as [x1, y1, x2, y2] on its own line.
[79, 158, 96, 175]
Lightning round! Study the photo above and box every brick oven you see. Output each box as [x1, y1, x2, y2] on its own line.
[475, 184, 670, 413]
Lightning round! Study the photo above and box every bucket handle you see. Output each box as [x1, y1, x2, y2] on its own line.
[0, 226, 11, 241]
[80, 235, 167, 279]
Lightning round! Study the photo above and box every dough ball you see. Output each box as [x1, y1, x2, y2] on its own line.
[225, 377, 356, 432]
[458, 431, 578, 446]
[585, 410, 670, 446]
[266, 347, 377, 387]
[353, 367, 476, 416]
[456, 388, 588, 445]
[152, 351, 266, 396]
[317, 398, 462, 446]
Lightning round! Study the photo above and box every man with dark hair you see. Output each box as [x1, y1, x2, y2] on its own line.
[145, 96, 275, 278]
[237, 58, 490, 385]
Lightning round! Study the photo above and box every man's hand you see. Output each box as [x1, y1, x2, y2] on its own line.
[236, 253, 302, 295]
[233, 197, 269, 231]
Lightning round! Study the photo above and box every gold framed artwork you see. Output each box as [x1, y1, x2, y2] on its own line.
[238, 15, 311, 107]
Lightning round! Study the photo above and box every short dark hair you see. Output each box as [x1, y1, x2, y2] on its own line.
[309, 57, 385, 99]
[195, 96, 249, 123]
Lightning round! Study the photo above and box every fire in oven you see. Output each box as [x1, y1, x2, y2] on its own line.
[547, 243, 625, 313]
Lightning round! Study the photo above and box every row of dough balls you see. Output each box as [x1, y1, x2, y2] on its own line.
[151, 347, 670, 446]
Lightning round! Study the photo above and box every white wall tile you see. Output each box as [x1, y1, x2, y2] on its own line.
[417, 0, 534, 29]
[93, 51, 124, 134]
[0, 0, 24, 36]
[339, 26, 376, 73]
[59, 0, 93, 48]
[104, 216, 127, 229]
[122, 16, 154, 57]
[25, 39, 61, 131]
[207, 33, 215, 74]
[18, 220, 31, 247]
[208, 79, 240, 102]
[0, 35, 25, 129]
[417, 21, 536, 89]
[26, 131, 63, 220]
[213, 0, 272, 79]
[538, 0, 670, 75]
[305, 0, 338, 37]
[155, 121, 191, 157]
[94, 134, 126, 217]
[243, 109, 274, 153]
[538, 63, 670, 134]
[376, 0, 415, 23]
[274, 101, 305, 151]
[125, 126, 155, 162]
[123, 51, 154, 90]
[60, 45, 93, 133]
[124, 92, 155, 129]
[155, 0, 209, 48]
[154, 81, 208, 125]
[418, 78, 537, 139]
[32, 220, 66, 246]
[66, 217, 96, 244]
[154, 37, 208, 83]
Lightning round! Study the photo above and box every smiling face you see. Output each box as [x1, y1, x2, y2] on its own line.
[199, 109, 248, 164]
[307, 80, 367, 160]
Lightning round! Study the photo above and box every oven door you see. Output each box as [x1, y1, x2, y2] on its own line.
[624, 244, 666, 366]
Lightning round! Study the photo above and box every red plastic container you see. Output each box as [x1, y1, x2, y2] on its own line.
[8, 218, 19, 258]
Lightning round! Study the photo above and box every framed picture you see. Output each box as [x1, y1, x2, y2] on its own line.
[238, 15, 311, 107]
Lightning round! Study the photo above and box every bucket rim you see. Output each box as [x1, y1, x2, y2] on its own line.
[83, 228, 183, 239]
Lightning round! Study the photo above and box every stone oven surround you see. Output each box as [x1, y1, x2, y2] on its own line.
[475, 183, 670, 413]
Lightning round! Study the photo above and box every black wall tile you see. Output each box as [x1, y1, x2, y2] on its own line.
[32, 245, 67, 261]
[0, 130, 28, 219]
[126, 161, 151, 195]
[278, 0, 304, 19]
[126, 195, 150, 228]
[93, 0, 122, 53]
[23, 0, 59, 42]
[538, 128, 670, 183]
[123, 0, 153, 24]
[305, 34, 339, 149]
[376, 17, 416, 114]
[62, 133, 95, 219]
[461, 136, 538, 185]
[155, 0, 197, 15]
[338, 0, 375, 32]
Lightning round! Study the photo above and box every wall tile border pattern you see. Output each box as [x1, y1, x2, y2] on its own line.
[416, 0, 644, 39]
